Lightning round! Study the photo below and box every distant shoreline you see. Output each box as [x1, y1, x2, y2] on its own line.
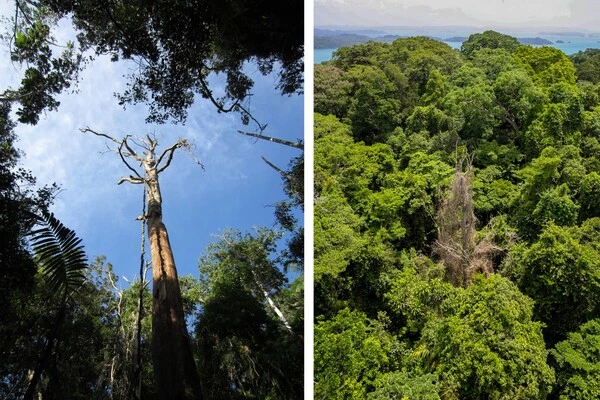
[315, 30, 555, 49]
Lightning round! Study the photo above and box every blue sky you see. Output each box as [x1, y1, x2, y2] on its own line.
[1, 12, 304, 288]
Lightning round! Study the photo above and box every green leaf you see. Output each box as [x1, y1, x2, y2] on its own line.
[29, 211, 88, 299]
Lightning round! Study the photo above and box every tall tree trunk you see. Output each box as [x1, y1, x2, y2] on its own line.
[144, 159, 203, 400]
[80, 129, 203, 398]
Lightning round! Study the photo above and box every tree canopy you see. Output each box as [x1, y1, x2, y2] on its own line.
[6, 0, 303, 125]
[315, 31, 600, 398]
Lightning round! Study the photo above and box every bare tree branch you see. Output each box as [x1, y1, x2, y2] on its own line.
[118, 176, 145, 185]
[261, 156, 291, 180]
[14, 0, 34, 29]
[118, 142, 143, 178]
[121, 135, 145, 163]
[182, 146, 205, 171]
[81, 128, 146, 178]
[80, 127, 123, 146]
[128, 135, 150, 152]
[145, 134, 158, 154]
[237, 130, 303, 149]
[0, 90, 38, 103]
[195, 72, 267, 131]
[156, 140, 185, 173]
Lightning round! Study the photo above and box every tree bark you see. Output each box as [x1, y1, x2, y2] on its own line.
[144, 159, 203, 400]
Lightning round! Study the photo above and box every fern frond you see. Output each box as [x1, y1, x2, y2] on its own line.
[30, 211, 88, 298]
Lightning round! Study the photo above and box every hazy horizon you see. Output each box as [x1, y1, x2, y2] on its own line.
[315, 0, 600, 32]
[315, 25, 600, 34]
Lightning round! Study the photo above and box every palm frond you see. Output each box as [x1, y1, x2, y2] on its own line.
[29, 211, 88, 298]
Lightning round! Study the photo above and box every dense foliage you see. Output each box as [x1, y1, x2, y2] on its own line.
[196, 229, 303, 399]
[1, 221, 302, 399]
[6, 0, 303, 125]
[0, 105, 58, 390]
[315, 31, 600, 398]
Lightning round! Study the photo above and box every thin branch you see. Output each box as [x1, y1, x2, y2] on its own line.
[80, 127, 122, 146]
[156, 140, 185, 173]
[196, 74, 237, 113]
[118, 176, 145, 185]
[261, 156, 291, 180]
[13, 0, 18, 42]
[195, 71, 267, 131]
[81, 128, 146, 178]
[145, 134, 158, 154]
[15, 0, 34, 28]
[118, 142, 143, 178]
[237, 102, 267, 132]
[182, 145, 205, 171]
[121, 136, 145, 163]
[0, 90, 36, 103]
[238, 131, 303, 149]
[128, 135, 149, 151]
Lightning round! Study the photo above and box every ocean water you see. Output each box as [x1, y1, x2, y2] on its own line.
[315, 49, 336, 64]
[314, 32, 600, 64]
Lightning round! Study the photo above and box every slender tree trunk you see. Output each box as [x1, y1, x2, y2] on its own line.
[144, 159, 203, 400]
[250, 269, 294, 334]
[134, 190, 147, 400]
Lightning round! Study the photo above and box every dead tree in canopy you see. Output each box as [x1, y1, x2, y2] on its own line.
[81, 127, 203, 400]
[434, 154, 501, 287]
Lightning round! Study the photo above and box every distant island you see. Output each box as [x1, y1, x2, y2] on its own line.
[445, 36, 468, 42]
[315, 28, 388, 37]
[315, 33, 374, 48]
[315, 30, 405, 48]
[315, 33, 404, 48]
[519, 37, 553, 45]
[444, 36, 551, 45]
[315, 30, 554, 49]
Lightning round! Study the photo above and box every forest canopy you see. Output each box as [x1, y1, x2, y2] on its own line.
[6, 0, 304, 125]
[315, 31, 600, 399]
